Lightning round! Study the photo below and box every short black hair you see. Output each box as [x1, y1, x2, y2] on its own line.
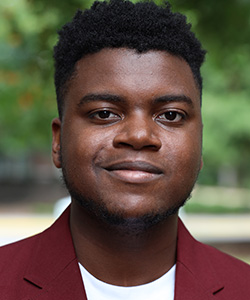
[54, 0, 206, 119]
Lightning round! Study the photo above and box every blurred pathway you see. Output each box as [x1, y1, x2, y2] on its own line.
[183, 214, 250, 243]
[0, 214, 54, 246]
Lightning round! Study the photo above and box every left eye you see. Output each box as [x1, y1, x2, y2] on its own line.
[156, 111, 184, 123]
[96, 110, 112, 119]
[89, 110, 121, 121]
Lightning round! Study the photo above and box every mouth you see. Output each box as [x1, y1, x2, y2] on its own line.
[103, 161, 163, 184]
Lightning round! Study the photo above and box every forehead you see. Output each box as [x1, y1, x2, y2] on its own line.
[66, 48, 200, 106]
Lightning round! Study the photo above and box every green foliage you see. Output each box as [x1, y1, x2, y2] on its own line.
[0, 0, 250, 186]
[0, 0, 95, 155]
[171, 0, 250, 187]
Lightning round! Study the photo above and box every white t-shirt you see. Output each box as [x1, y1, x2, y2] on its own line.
[79, 263, 176, 300]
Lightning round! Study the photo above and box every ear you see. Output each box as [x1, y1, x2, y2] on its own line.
[52, 118, 62, 168]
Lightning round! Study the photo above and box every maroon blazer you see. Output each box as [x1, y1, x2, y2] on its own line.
[1, 207, 250, 300]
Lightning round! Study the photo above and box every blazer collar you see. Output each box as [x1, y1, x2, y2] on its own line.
[175, 219, 225, 300]
[23, 207, 87, 300]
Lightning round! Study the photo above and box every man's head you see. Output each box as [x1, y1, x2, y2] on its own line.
[54, 0, 206, 120]
[52, 0, 205, 233]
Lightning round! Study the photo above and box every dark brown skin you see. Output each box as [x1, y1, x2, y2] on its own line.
[52, 48, 202, 286]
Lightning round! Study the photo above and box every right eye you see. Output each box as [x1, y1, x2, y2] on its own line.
[89, 109, 121, 123]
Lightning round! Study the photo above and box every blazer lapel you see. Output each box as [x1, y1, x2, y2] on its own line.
[28, 262, 87, 300]
[174, 219, 226, 300]
[22, 207, 87, 300]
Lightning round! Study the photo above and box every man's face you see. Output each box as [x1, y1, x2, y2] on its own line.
[52, 48, 202, 225]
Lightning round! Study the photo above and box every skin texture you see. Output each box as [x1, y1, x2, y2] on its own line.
[52, 48, 202, 286]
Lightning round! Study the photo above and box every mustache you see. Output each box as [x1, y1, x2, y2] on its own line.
[101, 160, 163, 174]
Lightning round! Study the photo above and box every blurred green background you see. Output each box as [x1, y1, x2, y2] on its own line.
[0, 0, 250, 214]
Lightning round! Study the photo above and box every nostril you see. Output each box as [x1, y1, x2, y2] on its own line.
[115, 141, 160, 151]
[113, 133, 162, 151]
[116, 142, 132, 148]
[112, 119, 162, 150]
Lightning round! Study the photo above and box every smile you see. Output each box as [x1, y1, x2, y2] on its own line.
[103, 161, 163, 184]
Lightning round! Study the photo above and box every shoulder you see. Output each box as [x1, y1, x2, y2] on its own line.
[0, 207, 71, 278]
[0, 233, 41, 276]
[177, 218, 250, 296]
[0, 232, 43, 300]
[198, 240, 250, 276]
[198, 240, 250, 298]
[178, 218, 250, 274]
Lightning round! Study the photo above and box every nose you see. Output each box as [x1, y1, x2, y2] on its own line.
[113, 114, 162, 151]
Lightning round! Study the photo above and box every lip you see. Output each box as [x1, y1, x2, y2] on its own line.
[103, 161, 163, 183]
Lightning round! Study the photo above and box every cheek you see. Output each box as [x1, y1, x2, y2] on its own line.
[61, 126, 110, 172]
[168, 131, 202, 177]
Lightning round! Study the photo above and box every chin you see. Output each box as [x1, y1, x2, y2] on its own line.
[70, 189, 187, 236]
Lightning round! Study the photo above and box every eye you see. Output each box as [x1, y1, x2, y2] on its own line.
[96, 110, 112, 119]
[156, 110, 185, 124]
[89, 109, 121, 123]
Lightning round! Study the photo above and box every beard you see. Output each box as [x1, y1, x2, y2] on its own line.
[60, 153, 196, 236]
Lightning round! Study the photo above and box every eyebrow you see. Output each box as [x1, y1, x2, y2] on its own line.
[153, 94, 194, 107]
[77, 93, 194, 107]
[77, 93, 126, 107]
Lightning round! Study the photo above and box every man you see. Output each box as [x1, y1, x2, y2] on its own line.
[1, 0, 250, 299]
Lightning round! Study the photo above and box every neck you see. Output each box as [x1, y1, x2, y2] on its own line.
[70, 200, 178, 286]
